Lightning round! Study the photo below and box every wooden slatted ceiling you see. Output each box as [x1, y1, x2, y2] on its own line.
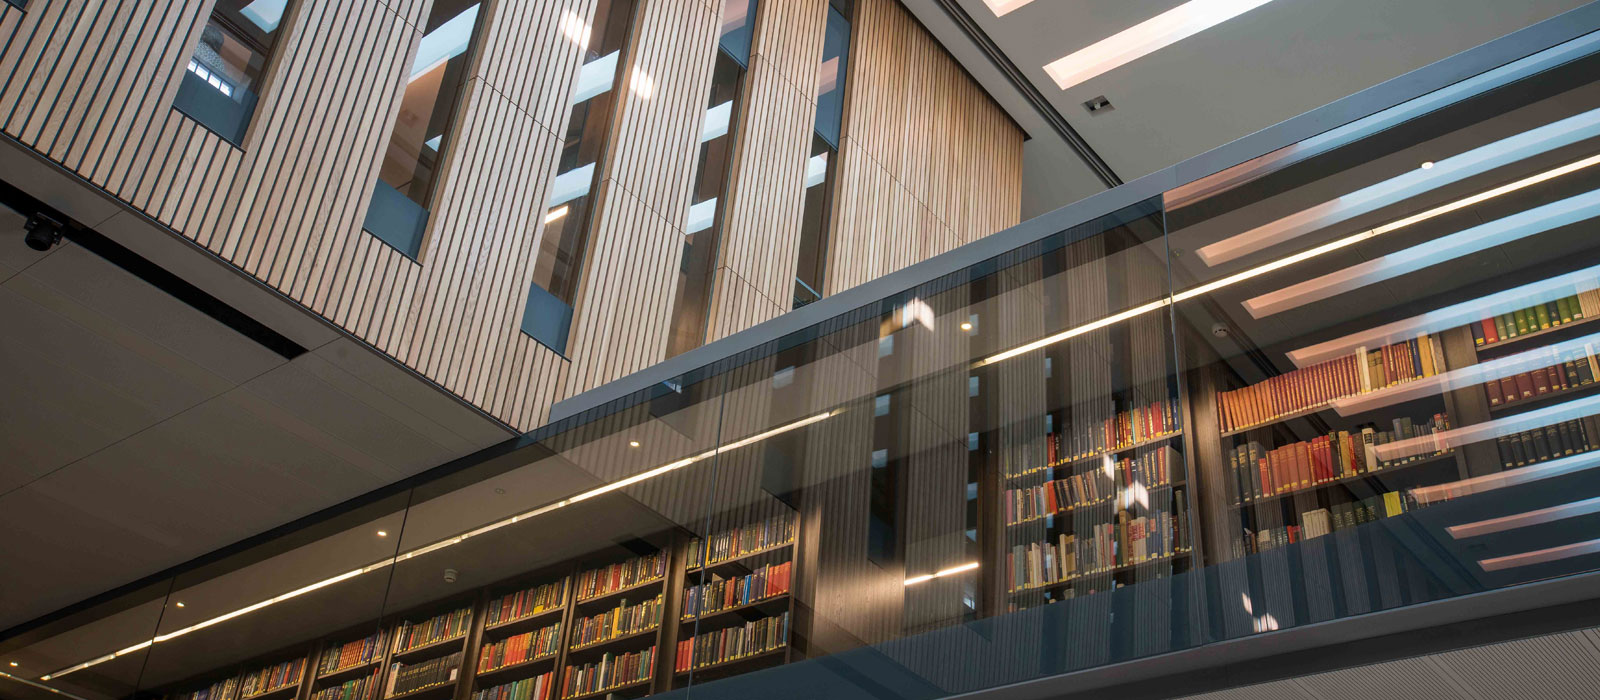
[565, 0, 721, 394]
[0, 0, 1022, 431]
[824, 0, 1022, 295]
[706, 0, 828, 341]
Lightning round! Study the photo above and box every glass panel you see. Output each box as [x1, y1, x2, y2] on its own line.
[524, 0, 639, 354]
[0, 581, 168, 700]
[366, 0, 485, 258]
[1165, 41, 1600, 641]
[792, 137, 836, 309]
[172, 0, 291, 144]
[667, 9, 755, 358]
[717, 0, 757, 67]
[813, 5, 851, 150]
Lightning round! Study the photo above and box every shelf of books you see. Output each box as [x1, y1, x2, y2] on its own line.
[675, 511, 798, 681]
[473, 574, 570, 700]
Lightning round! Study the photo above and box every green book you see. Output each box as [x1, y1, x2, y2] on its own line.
[1558, 296, 1575, 324]
[1493, 314, 1509, 341]
[1534, 303, 1552, 330]
[1514, 309, 1531, 335]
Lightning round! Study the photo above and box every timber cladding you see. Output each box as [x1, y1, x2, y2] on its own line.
[0, 0, 1021, 430]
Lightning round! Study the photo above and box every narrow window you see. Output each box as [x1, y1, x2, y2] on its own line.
[791, 0, 851, 309]
[363, 0, 486, 259]
[172, 0, 292, 144]
[521, 0, 639, 354]
[664, 0, 758, 358]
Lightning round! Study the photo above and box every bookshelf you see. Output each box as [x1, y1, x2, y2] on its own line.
[675, 511, 798, 681]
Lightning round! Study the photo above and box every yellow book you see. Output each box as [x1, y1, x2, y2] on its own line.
[1383, 491, 1403, 518]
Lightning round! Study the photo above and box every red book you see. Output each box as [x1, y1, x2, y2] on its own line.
[1481, 318, 1500, 344]
[1514, 372, 1536, 399]
[1532, 367, 1551, 395]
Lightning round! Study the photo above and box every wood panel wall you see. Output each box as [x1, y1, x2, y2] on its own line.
[0, 0, 1024, 431]
[826, 0, 1023, 294]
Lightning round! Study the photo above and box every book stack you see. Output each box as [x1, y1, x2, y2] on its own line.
[392, 607, 472, 653]
[169, 677, 241, 700]
[472, 673, 554, 700]
[384, 652, 462, 698]
[1469, 290, 1599, 345]
[1497, 417, 1600, 468]
[1483, 352, 1598, 407]
[1033, 397, 1180, 473]
[311, 671, 380, 700]
[318, 631, 387, 676]
[478, 623, 562, 671]
[1112, 447, 1174, 487]
[560, 648, 655, 698]
[576, 553, 667, 601]
[673, 612, 789, 672]
[1230, 414, 1452, 504]
[687, 513, 797, 569]
[1007, 495, 1190, 592]
[1003, 467, 1112, 526]
[486, 579, 566, 626]
[1218, 336, 1443, 433]
[681, 562, 792, 619]
[1245, 493, 1416, 554]
[240, 658, 305, 698]
[569, 595, 662, 649]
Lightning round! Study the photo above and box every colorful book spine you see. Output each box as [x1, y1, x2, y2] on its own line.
[686, 512, 798, 569]
[673, 612, 789, 673]
[559, 648, 655, 699]
[1472, 291, 1595, 346]
[311, 670, 381, 700]
[681, 562, 792, 619]
[1229, 414, 1451, 503]
[1244, 491, 1417, 553]
[471, 673, 554, 700]
[478, 623, 563, 672]
[1218, 336, 1445, 434]
[486, 579, 567, 626]
[575, 552, 668, 601]
[569, 595, 663, 649]
[240, 658, 306, 698]
[392, 607, 472, 653]
[318, 630, 387, 675]
[384, 652, 462, 698]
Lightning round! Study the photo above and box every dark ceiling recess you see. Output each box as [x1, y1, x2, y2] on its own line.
[929, 0, 1124, 188]
[0, 177, 308, 360]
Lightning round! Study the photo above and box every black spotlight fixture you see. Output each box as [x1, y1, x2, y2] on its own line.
[23, 212, 65, 251]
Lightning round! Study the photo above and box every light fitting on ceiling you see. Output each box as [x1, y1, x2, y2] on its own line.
[1043, 0, 1278, 91]
[980, 0, 1035, 16]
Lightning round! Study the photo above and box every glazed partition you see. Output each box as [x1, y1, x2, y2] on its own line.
[8, 21, 1600, 700]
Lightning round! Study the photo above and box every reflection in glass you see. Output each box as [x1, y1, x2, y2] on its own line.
[666, 0, 757, 358]
[522, 0, 639, 354]
[791, 2, 852, 309]
[172, 0, 291, 144]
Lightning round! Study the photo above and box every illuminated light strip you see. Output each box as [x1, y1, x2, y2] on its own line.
[1043, 0, 1278, 90]
[1197, 107, 1600, 266]
[544, 205, 570, 224]
[1448, 495, 1600, 539]
[1479, 537, 1600, 572]
[2, 670, 87, 698]
[40, 411, 838, 681]
[977, 299, 1171, 366]
[1166, 31, 1600, 212]
[1329, 330, 1600, 417]
[1244, 175, 1600, 319]
[1287, 264, 1600, 367]
[905, 561, 980, 586]
[1412, 450, 1600, 506]
[980, 0, 1035, 16]
[1375, 393, 1600, 464]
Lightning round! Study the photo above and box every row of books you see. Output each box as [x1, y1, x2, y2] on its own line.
[1007, 502, 1190, 592]
[576, 553, 667, 601]
[472, 674, 555, 700]
[478, 623, 562, 672]
[569, 595, 662, 649]
[687, 513, 797, 569]
[1004, 448, 1180, 526]
[392, 607, 471, 654]
[240, 658, 306, 698]
[681, 562, 792, 620]
[1483, 353, 1599, 406]
[1024, 397, 1180, 477]
[1469, 290, 1599, 346]
[1243, 492, 1415, 554]
[384, 652, 462, 698]
[673, 612, 790, 673]
[311, 671, 380, 700]
[1217, 336, 1443, 433]
[318, 630, 386, 676]
[167, 677, 240, 700]
[1228, 414, 1452, 504]
[559, 648, 655, 699]
[486, 578, 567, 627]
[1497, 417, 1600, 468]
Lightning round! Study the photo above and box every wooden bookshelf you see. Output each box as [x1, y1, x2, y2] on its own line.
[316, 659, 382, 683]
[475, 652, 559, 680]
[1007, 430, 1184, 480]
[1476, 313, 1599, 353]
[384, 679, 455, 700]
[482, 604, 565, 633]
[573, 577, 664, 609]
[679, 593, 789, 623]
[567, 626, 660, 655]
[674, 646, 787, 676]
[1488, 377, 1600, 414]
[1008, 551, 1192, 596]
[389, 634, 466, 663]
[240, 684, 301, 700]
[687, 541, 794, 574]
[563, 677, 652, 700]
[1230, 451, 1456, 509]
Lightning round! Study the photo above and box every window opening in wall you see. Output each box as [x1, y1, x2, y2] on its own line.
[172, 0, 292, 145]
[792, 1, 851, 309]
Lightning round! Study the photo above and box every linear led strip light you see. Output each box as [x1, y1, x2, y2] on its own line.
[1479, 538, 1600, 572]
[1447, 495, 1600, 540]
[39, 410, 838, 682]
[1286, 264, 1600, 368]
[1244, 168, 1600, 319]
[1165, 31, 1600, 212]
[904, 562, 979, 586]
[1317, 329, 1600, 418]
[1043, 0, 1278, 91]
[980, 0, 1034, 16]
[1195, 105, 1600, 267]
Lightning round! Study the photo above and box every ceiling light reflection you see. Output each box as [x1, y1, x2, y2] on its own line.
[1044, 0, 1278, 90]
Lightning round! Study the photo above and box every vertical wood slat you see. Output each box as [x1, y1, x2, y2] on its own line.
[0, 0, 1023, 431]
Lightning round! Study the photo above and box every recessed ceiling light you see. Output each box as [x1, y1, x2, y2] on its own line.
[377, 530, 388, 537]
[8, 662, 17, 667]
[629, 441, 640, 447]
[174, 602, 184, 608]
[960, 322, 973, 331]
[1421, 161, 1435, 169]
[1044, 0, 1279, 90]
